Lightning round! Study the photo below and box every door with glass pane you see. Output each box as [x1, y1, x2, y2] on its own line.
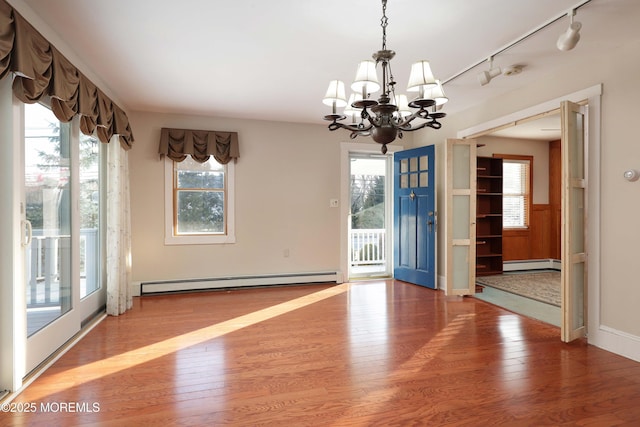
[393, 145, 436, 288]
[561, 100, 587, 342]
[23, 102, 104, 374]
[349, 153, 391, 279]
[445, 139, 477, 295]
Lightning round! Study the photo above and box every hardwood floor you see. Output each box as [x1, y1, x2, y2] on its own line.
[3, 280, 640, 426]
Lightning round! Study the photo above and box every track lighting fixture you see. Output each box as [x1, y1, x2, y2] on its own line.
[478, 56, 501, 86]
[557, 9, 582, 51]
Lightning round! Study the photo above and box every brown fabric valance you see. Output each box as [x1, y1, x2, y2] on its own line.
[0, 0, 134, 149]
[159, 128, 239, 165]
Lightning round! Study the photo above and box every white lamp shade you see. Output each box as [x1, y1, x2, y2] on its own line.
[557, 21, 582, 51]
[407, 60, 437, 92]
[424, 80, 449, 105]
[323, 80, 347, 107]
[394, 94, 411, 117]
[343, 93, 364, 115]
[351, 60, 380, 93]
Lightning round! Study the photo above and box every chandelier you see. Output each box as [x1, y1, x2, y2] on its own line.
[322, 0, 448, 154]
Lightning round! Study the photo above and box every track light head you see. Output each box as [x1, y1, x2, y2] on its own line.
[478, 68, 501, 86]
[477, 57, 501, 86]
[557, 10, 582, 51]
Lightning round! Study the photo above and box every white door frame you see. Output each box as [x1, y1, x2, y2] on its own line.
[340, 142, 403, 282]
[457, 84, 601, 344]
[0, 76, 24, 392]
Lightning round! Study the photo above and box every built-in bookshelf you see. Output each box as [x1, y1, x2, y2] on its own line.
[476, 157, 503, 276]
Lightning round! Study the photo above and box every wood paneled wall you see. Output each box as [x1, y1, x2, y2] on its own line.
[502, 140, 561, 261]
[503, 204, 552, 261]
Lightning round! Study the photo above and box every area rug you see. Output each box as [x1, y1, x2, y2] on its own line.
[476, 271, 561, 307]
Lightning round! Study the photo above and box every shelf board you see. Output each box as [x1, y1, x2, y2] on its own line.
[476, 253, 503, 258]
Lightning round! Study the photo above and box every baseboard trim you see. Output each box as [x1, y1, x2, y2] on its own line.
[503, 259, 561, 272]
[590, 325, 640, 363]
[137, 271, 340, 295]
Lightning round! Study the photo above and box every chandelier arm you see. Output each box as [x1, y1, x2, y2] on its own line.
[395, 109, 429, 127]
[351, 129, 372, 138]
[398, 119, 443, 132]
[397, 121, 429, 132]
[327, 121, 374, 133]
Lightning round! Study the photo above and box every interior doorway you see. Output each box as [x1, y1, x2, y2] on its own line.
[457, 86, 600, 343]
[473, 112, 563, 326]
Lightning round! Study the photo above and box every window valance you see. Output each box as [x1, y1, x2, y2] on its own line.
[158, 127, 239, 165]
[0, 0, 134, 149]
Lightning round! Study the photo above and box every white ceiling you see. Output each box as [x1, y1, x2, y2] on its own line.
[16, 0, 640, 139]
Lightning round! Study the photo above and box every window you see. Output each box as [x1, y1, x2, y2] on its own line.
[164, 156, 235, 245]
[501, 156, 532, 228]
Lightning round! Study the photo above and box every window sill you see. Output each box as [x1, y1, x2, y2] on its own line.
[164, 234, 236, 245]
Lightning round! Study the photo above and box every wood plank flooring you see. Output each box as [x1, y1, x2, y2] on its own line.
[3, 280, 640, 426]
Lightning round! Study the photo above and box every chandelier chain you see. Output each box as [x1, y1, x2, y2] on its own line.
[381, 0, 388, 50]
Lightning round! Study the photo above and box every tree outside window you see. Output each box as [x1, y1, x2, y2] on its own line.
[173, 156, 226, 235]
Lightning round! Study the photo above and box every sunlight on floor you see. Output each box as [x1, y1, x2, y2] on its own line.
[334, 312, 477, 424]
[24, 284, 352, 402]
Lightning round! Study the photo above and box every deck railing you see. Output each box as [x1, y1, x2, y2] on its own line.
[26, 228, 98, 308]
[350, 228, 386, 266]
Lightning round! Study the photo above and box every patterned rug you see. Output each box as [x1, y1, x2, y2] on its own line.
[476, 271, 561, 307]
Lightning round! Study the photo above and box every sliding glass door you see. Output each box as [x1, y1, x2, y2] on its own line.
[23, 102, 105, 374]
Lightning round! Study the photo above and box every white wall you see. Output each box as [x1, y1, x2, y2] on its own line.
[417, 38, 640, 358]
[128, 111, 379, 283]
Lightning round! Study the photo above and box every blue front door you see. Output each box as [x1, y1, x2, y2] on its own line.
[393, 145, 436, 288]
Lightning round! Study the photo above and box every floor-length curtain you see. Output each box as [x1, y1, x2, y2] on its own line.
[106, 136, 132, 315]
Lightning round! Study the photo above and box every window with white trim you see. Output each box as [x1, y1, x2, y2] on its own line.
[164, 156, 235, 245]
[501, 157, 532, 229]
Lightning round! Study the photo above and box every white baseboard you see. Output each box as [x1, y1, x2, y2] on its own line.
[136, 271, 340, 295]
[503, 259, 561, 271]
[589, 325, 640, 363]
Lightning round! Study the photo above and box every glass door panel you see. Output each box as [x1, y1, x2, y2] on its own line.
[24, 103, 72, 336]
[349, 153, 390, 279]
[24, 102, 80, 374]
[79, 133, 101, 298]
[446, 139, 477, 295]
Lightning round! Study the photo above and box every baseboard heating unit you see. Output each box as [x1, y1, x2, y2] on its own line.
[139, 271, 340, 295]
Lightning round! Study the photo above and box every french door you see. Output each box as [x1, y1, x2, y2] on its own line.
[445, 139, 477, 295]
[22, 102, 104, 374]
[393, 145, 436, 288]
[561, 100, 587, 342]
